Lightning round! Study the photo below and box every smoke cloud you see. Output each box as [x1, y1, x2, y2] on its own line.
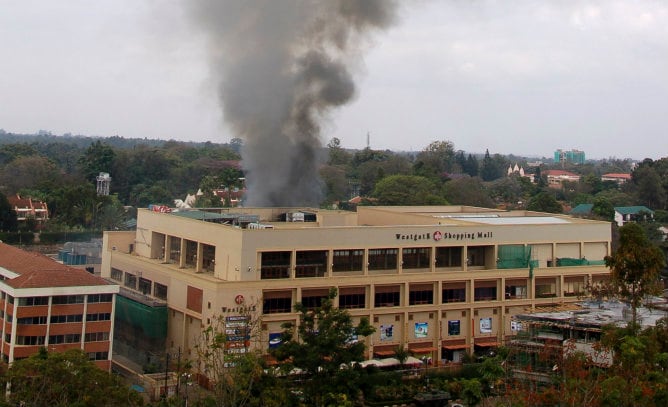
[186, 0, 397, 206]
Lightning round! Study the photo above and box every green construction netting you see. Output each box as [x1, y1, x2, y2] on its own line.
[115, 295, 167, 339]
[497, 245, 531, 269]
[556, 258, 589, 267]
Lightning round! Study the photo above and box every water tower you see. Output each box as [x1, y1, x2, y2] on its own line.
[96, 172, 111, 196]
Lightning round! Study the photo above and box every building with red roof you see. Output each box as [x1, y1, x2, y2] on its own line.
[542, 170, 581, 188]
[6, 194, 49, 228]
[0, 242, 119, 370]
[601, 173, 632, 185]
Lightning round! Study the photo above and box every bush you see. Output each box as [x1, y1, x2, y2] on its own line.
[0, 232, 34, 245]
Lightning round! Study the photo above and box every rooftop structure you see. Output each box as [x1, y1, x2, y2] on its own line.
[554, 149, 585, 165]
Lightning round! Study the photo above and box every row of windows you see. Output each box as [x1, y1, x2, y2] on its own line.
[13, 294, 113, 307]
[110, 268, 167, 300]
[88, 351, 109, 361]
[85, 332, 109, 342]
[7, 333, 109, 345]
[259, 247, 472, 279]
[49, 334, 81, 344]
[261, 280, 587, 314]
[86, 313, 111, 321]
[17, 313, 104, 325]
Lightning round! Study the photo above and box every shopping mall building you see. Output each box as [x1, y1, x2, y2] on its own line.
[101, 205, 612, 369]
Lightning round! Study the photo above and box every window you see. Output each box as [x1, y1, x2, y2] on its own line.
[154, 283, 168, 300]
[110, 268, 123, 281]
[467, 246, 490, 267]
[368, 248, 398, 271]
[295, 250, 327, 278]
[448, 320, 461, 336]
[505, 280, 528, 299]
[301, 289, 329, 310]
[535, 278, 556, 298]
[443, 282, 466, 303]
[332, 249, 363, 272]
[402, 247, 430, 269]
[339, 287, 365, 309]
[169, 237, 181, 263]
[263, 291, 292, 314]
[50, 314, 83, 323]
[86, 313, 111, 321]
[435, 247, 462, 268]
[52, 295, 84, 305]
[88, 351, 109, 361]
[17, 297, 49, 306]
[87, 294, 113, 303]
[564, 277, 586, 297]
[17, 316, 47, 325]
[138, 278, 152, 295]
[409, 284, 434, 305]
[15, 336, 46, 346]
[474, 281, 497, 301]
[85, 332, 110, 342]
[124, 273, 137, 289]
[49, 334, 81, 344]
[260, 251, 291, 279]
[374, 286, 400, 307]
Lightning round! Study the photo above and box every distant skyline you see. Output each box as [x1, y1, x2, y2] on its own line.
[1, 1, 667, 160]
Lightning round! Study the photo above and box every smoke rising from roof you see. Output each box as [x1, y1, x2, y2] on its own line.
[186, 0, 397, 206]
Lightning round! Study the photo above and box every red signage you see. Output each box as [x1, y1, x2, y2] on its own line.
[234, 294, 245, 305]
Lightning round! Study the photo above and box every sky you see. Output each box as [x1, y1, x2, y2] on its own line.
[1, 0, 667, 160]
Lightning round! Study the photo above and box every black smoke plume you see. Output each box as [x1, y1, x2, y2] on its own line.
[186, 0, 397, 206]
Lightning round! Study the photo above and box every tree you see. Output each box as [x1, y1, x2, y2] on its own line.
[443, 177, 494, 208]
[372, 175, 446, 205]
[5, 348, 143, 407]
[413, 140, 456, 178]
[527, 191, 563, 213]
[605, 223, 665, 328]
[271, 288, 375, 406]
[194, 308, 264, 407]
[0, 191, 18, 232]
[78, 140, 116, 183]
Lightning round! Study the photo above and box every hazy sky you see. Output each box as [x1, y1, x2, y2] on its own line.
[1, 0, 667, 160]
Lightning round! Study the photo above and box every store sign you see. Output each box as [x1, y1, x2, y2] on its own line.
[395, 230, 493, 241]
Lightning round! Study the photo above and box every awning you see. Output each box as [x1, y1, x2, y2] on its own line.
[443, 344, 469, 350]
[474, 341, 499, 348]
[409, 346, 437, 354]
[374, 349, 396, 357]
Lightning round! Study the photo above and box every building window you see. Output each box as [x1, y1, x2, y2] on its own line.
[185, 240, 198, 268]
[402, 247, 430, 269]
[49, 334, 81, 344]
[368, 248, 398, 271]
[124, 273, 137, 289]
[52, 295, 84, 305]
[535, 278, 556, 298]
[17, 297, 49, 306]
[262, 291, 292, 314]
[564, 277, 586, 297]
[202, 244, 216, 272]
[154, 283, 168, 300]
[374, 286, 400, 307]
[301, 290, 328, 310]
[442, 282, 466, 303]
[85, 332, 110, 342]
[339, 287, 366, 309]
[50, 314, 83, 323]
[110, 268, 123, 281]
[17, 316, 47, 325]
[88, 351, 109, 361]
[86, 313, 111, 321]
[169, 237, 181, 263]
[409, 284, 434, 305]
[295, 250, 327, 278]
[505, 280, 528, 299]
[474, 283, 497, 301]
[332, 249, 363, 272]
[260, 251, 291, 279]
[467, 246, 491, 267]
[435, 247, 462, 268]
[16, 336, 46, 346]
[87, 294, 113, 303]
[138, 278, 152, 295]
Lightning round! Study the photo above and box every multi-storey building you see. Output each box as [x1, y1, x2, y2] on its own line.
[0, 242, 119, 371]
[554, 149, 585, 165]
[101, 205, 612, 369]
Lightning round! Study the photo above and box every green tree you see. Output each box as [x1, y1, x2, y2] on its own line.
[194, 309, 264, 407]
[272, 288, 375, 406]
[78, 140, 116, 183]
[605, 223, 665, 328]
[443, 177, 494, 208]
[0, 191, 18, 232]
[592, 197, 615, 221]
[5, 348, 143, 407]
[527, 191, 563, 213]
[372, 175, 446, 205]
[413, 140, 455, 178]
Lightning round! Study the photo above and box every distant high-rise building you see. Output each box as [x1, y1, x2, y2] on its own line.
[554, 149, 585, 165]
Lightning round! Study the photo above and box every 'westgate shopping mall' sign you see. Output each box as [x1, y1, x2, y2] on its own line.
[395, 230, 493, 242]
